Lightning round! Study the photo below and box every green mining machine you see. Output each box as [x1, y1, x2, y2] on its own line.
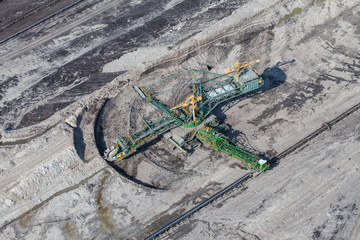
[105, 60, 269, 172]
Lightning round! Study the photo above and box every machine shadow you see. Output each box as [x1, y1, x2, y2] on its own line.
[211, 64, 290, 161]
[129, 65, 289, 163]
[100, 63, 292, 184]
[95, 99, 164, 189]
[212, 65, 288, 122]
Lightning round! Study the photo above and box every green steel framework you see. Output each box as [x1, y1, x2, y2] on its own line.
[196, 127, 269, 172]
[135, 69, 263, 125]
[111, 68, 264, 167]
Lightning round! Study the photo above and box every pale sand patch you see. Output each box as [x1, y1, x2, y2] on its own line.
[102, 46, 169, 73]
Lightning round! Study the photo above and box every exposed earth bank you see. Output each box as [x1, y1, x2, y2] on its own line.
[0, 0, 359, 239]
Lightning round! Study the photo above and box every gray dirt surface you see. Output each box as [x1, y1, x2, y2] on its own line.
[0, 0, 77, 40]
[167, 110, 360, 240]
[0, 0, 359, 239]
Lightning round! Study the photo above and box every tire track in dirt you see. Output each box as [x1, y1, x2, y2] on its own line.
[273, 169, 349, 231]
[350, 214, 360, 239]
[0, 0, 84, 44]
[0, 0, 125, 62]
[141, 0, 286, 76]
[0, 167, 107, 230]
[0, 135, 71, 194]
[129, 98, 144, 130]
[94, 97, 162, 189]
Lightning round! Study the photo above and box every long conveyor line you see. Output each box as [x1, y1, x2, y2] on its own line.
[196, 126, 269, 172]
[272, 102, 360, 162]
[144, 102, 360, 240]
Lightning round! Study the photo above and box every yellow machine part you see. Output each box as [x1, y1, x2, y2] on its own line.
[171, 95, 202, 122]
[225, 60, 260, 86]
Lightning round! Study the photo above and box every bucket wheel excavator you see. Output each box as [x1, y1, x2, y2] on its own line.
[104, 60, 269, 172]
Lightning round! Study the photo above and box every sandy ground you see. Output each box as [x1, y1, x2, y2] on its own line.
[0, 0, 359, 239]
[167, 110, 360, 240]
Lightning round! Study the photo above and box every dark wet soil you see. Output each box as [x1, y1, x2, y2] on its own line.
[0, 0, 77, 40]
[0, 0, 250, 129]
[312, 201, 358, 239]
